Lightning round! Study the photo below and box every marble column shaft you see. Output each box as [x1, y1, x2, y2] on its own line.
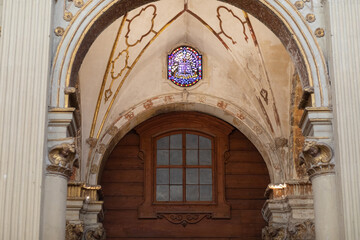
[326, 0, 360, 239]
[0, 0, 52, 239]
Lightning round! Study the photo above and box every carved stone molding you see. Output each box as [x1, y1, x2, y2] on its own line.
[262, 226, 286, 240]
[84, 226, 106, 240]
[262, 220, 315, 240]
[47, 143, 76, 178]
[300, 141, 334, 179]
[288, 220, 315, 240]
[158, 213, 211, 227]
[65, 222, 83, 240]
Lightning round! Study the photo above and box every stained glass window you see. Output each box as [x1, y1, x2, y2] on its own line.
[168, 46, 202, 87]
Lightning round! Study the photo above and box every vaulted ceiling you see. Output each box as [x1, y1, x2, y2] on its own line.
[78, 0, 294, 181]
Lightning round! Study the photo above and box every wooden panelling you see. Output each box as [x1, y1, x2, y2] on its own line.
[101, 117, 270, 239]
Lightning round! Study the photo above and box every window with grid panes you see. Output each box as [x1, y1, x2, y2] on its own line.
[155, 132, 213, 202]
[136, 112, 232, 219]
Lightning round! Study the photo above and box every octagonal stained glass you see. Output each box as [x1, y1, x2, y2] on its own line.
[167, 46, 202, 87]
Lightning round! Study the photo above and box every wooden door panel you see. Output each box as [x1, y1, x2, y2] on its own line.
[101, 113, 270, 239]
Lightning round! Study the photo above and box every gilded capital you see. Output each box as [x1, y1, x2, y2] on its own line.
[65, 221, 84, 240]
[47, 143, 77, 178]
[300, 141, 334, 178]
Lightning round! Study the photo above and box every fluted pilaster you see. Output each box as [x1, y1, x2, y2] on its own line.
[326, 0, 360, 239]
[0, 0, 52, 239]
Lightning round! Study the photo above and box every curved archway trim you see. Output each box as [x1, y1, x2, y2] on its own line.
[86, 93, 285, 186]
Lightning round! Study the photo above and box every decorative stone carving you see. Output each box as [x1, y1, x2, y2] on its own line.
[107, 126, 119, 136]
[288, 220, 315, 240]
[275, 138, 288, 149]
[84, 226, 106, 240]
[90, 165, 99, 174]
[158, 213, 211, 227]
[300, 141, 334, 178]
[47, 143, 76, 178]
[96, 144, 106, 155]
[262, 226, 286, 240]
[262, 220, 315, 240]
[86, 138, 97, 148]
[65, 222, 83, 240]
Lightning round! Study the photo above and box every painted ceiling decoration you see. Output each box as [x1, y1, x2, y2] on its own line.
[78, 0, 295, 182]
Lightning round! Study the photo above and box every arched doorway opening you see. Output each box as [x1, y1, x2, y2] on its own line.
[100, 111, 270, 239]
[43, 0, 336, 239]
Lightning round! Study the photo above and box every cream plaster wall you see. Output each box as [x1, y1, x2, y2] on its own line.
[79, 0, 294, 181]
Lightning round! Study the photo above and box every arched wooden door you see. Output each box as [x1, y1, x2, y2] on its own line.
[101, 112, 270, 239]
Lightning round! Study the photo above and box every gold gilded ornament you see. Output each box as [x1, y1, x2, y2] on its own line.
[55, 27, 65, 36]
[63, 11, 73, 22]
[74, 0, 84, 8]
[315, 28, 325, 38]
[294, 1, 304, 10]
[306, 14, 316, 23]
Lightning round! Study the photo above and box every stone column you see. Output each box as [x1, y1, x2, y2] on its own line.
[42, 108, 79, 240]
[325, 0, 360, 238]
[301, 141, 339, 240]
[0, 1, 52, 239]
[43, 143, 76, 240]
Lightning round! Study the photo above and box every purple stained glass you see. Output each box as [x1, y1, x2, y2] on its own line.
[168, 46, 202, 87]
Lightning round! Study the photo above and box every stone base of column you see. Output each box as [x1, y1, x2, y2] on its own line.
[262, 181, 315, 239]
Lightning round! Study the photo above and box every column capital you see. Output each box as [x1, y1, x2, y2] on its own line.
[299, 107, 332, 139]
[47, 143, 78, 179]
[300, 141, 334, 179]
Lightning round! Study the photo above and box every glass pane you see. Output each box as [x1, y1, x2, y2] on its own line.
[199, 136, 211, 149]
[186, 134, 198, 149]
[156, 168, 169, 184]
[157, 136, 169, 149]
[200, 168, 212, 184]
[186, 168, 198, 184]
[156, 185, 169, 201]
[170, 168, 182, 184]
[200, 185, 212, 201]
[199, 150, 212, 165]
[157, 150, 169, 165]
[170, 134, 182, 149]
[186, 150, 198, 165]
[170, 185, 183, 201]
[170, 150, 182, 165]
[186, 185, 199, 201]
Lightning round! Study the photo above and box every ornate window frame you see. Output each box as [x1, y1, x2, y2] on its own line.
[136, 112, 233, 219]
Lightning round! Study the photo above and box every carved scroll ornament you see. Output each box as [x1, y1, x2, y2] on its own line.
[300, 141, 334, 178]
[47, 143, 76, 178]
[158, 213, 211, 227]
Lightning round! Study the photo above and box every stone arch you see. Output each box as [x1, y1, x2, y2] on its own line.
[87, 94, 285, 186]
[50, 0, 330, 109]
